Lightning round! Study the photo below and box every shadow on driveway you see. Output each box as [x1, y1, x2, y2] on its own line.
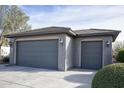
[64, 70, 96, 88]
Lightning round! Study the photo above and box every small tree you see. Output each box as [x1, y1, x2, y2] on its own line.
[113, 41, 124, 56]
[3, 6, 31, 34]
[0, 5, 31, 45]
[0, 5, 31, 58]
[0, 6, 8, 29]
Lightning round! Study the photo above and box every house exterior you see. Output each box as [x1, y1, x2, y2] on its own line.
[1, 46, 10, 57]
[4, 26, 121, 71]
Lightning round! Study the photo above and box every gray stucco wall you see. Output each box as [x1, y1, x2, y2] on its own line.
[74, 36, 113, 68]
[9, 34, 68, 71]
[64, 35, 74, 70]
[103, 36, 113, 65]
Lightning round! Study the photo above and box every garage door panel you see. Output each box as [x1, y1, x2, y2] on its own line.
[16, 39, 58, 69]
[81, 41, 102, 70]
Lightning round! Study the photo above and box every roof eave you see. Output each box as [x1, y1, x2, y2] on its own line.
[4, 30, 75, 38]
[76, 31, 121, 42]
[112, 31, 121, 42]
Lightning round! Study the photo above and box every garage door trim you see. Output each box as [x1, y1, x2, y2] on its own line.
[15, 39, 59, 70]
[80, 40, 103, 69]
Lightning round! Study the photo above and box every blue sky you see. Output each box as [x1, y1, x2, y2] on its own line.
[20, 5, 124, 41]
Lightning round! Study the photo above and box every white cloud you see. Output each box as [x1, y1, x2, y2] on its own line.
[26, 5, 124, 41]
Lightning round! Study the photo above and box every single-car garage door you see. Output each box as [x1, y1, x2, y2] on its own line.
[81, 41, 102, 70]
[16, 39, 58, 70]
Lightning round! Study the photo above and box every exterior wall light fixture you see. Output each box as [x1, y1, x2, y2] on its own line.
[59, 38, 64, 44]
[106, 40, 110, 47]
[9, 39, 15, 47]
[9, 41, 13, 47]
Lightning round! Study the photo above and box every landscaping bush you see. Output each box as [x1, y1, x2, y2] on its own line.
[92, 63, 124, 88]
[2, 56, 9, 63]
[116, 48, 124, 63]
[113, 41, 124, 56]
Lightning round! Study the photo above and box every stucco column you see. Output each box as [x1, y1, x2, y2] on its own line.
[58, 34, 66, 71]
[9, 38, 16, 65]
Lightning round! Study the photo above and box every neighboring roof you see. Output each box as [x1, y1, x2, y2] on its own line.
[73, 28, 121, 41]
[4, 26, 76, 38]
[4, 26, 121, 41]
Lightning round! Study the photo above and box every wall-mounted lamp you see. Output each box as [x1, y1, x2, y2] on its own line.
[106, 40, 110, 47]
[59, 38, 64, 44]
[9, 39, 16, 47]
[9, 41, 13, 47]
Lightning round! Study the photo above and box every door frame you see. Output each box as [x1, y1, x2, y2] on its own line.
[80, 39, 104, 69]
[15, 39, 59, 69]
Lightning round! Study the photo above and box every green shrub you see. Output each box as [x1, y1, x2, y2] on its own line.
[92, 63, 124, 88]
[113, 41, 124, 56]
[2, 56, 9, 63]
[116, 48, 124, 63]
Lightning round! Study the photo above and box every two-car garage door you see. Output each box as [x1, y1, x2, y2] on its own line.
[16, 39, 58, 70]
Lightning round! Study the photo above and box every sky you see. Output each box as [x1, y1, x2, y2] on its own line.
[20, 5, 124, 41]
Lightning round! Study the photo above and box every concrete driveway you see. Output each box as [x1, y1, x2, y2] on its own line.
[0, 64, 96, 88]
